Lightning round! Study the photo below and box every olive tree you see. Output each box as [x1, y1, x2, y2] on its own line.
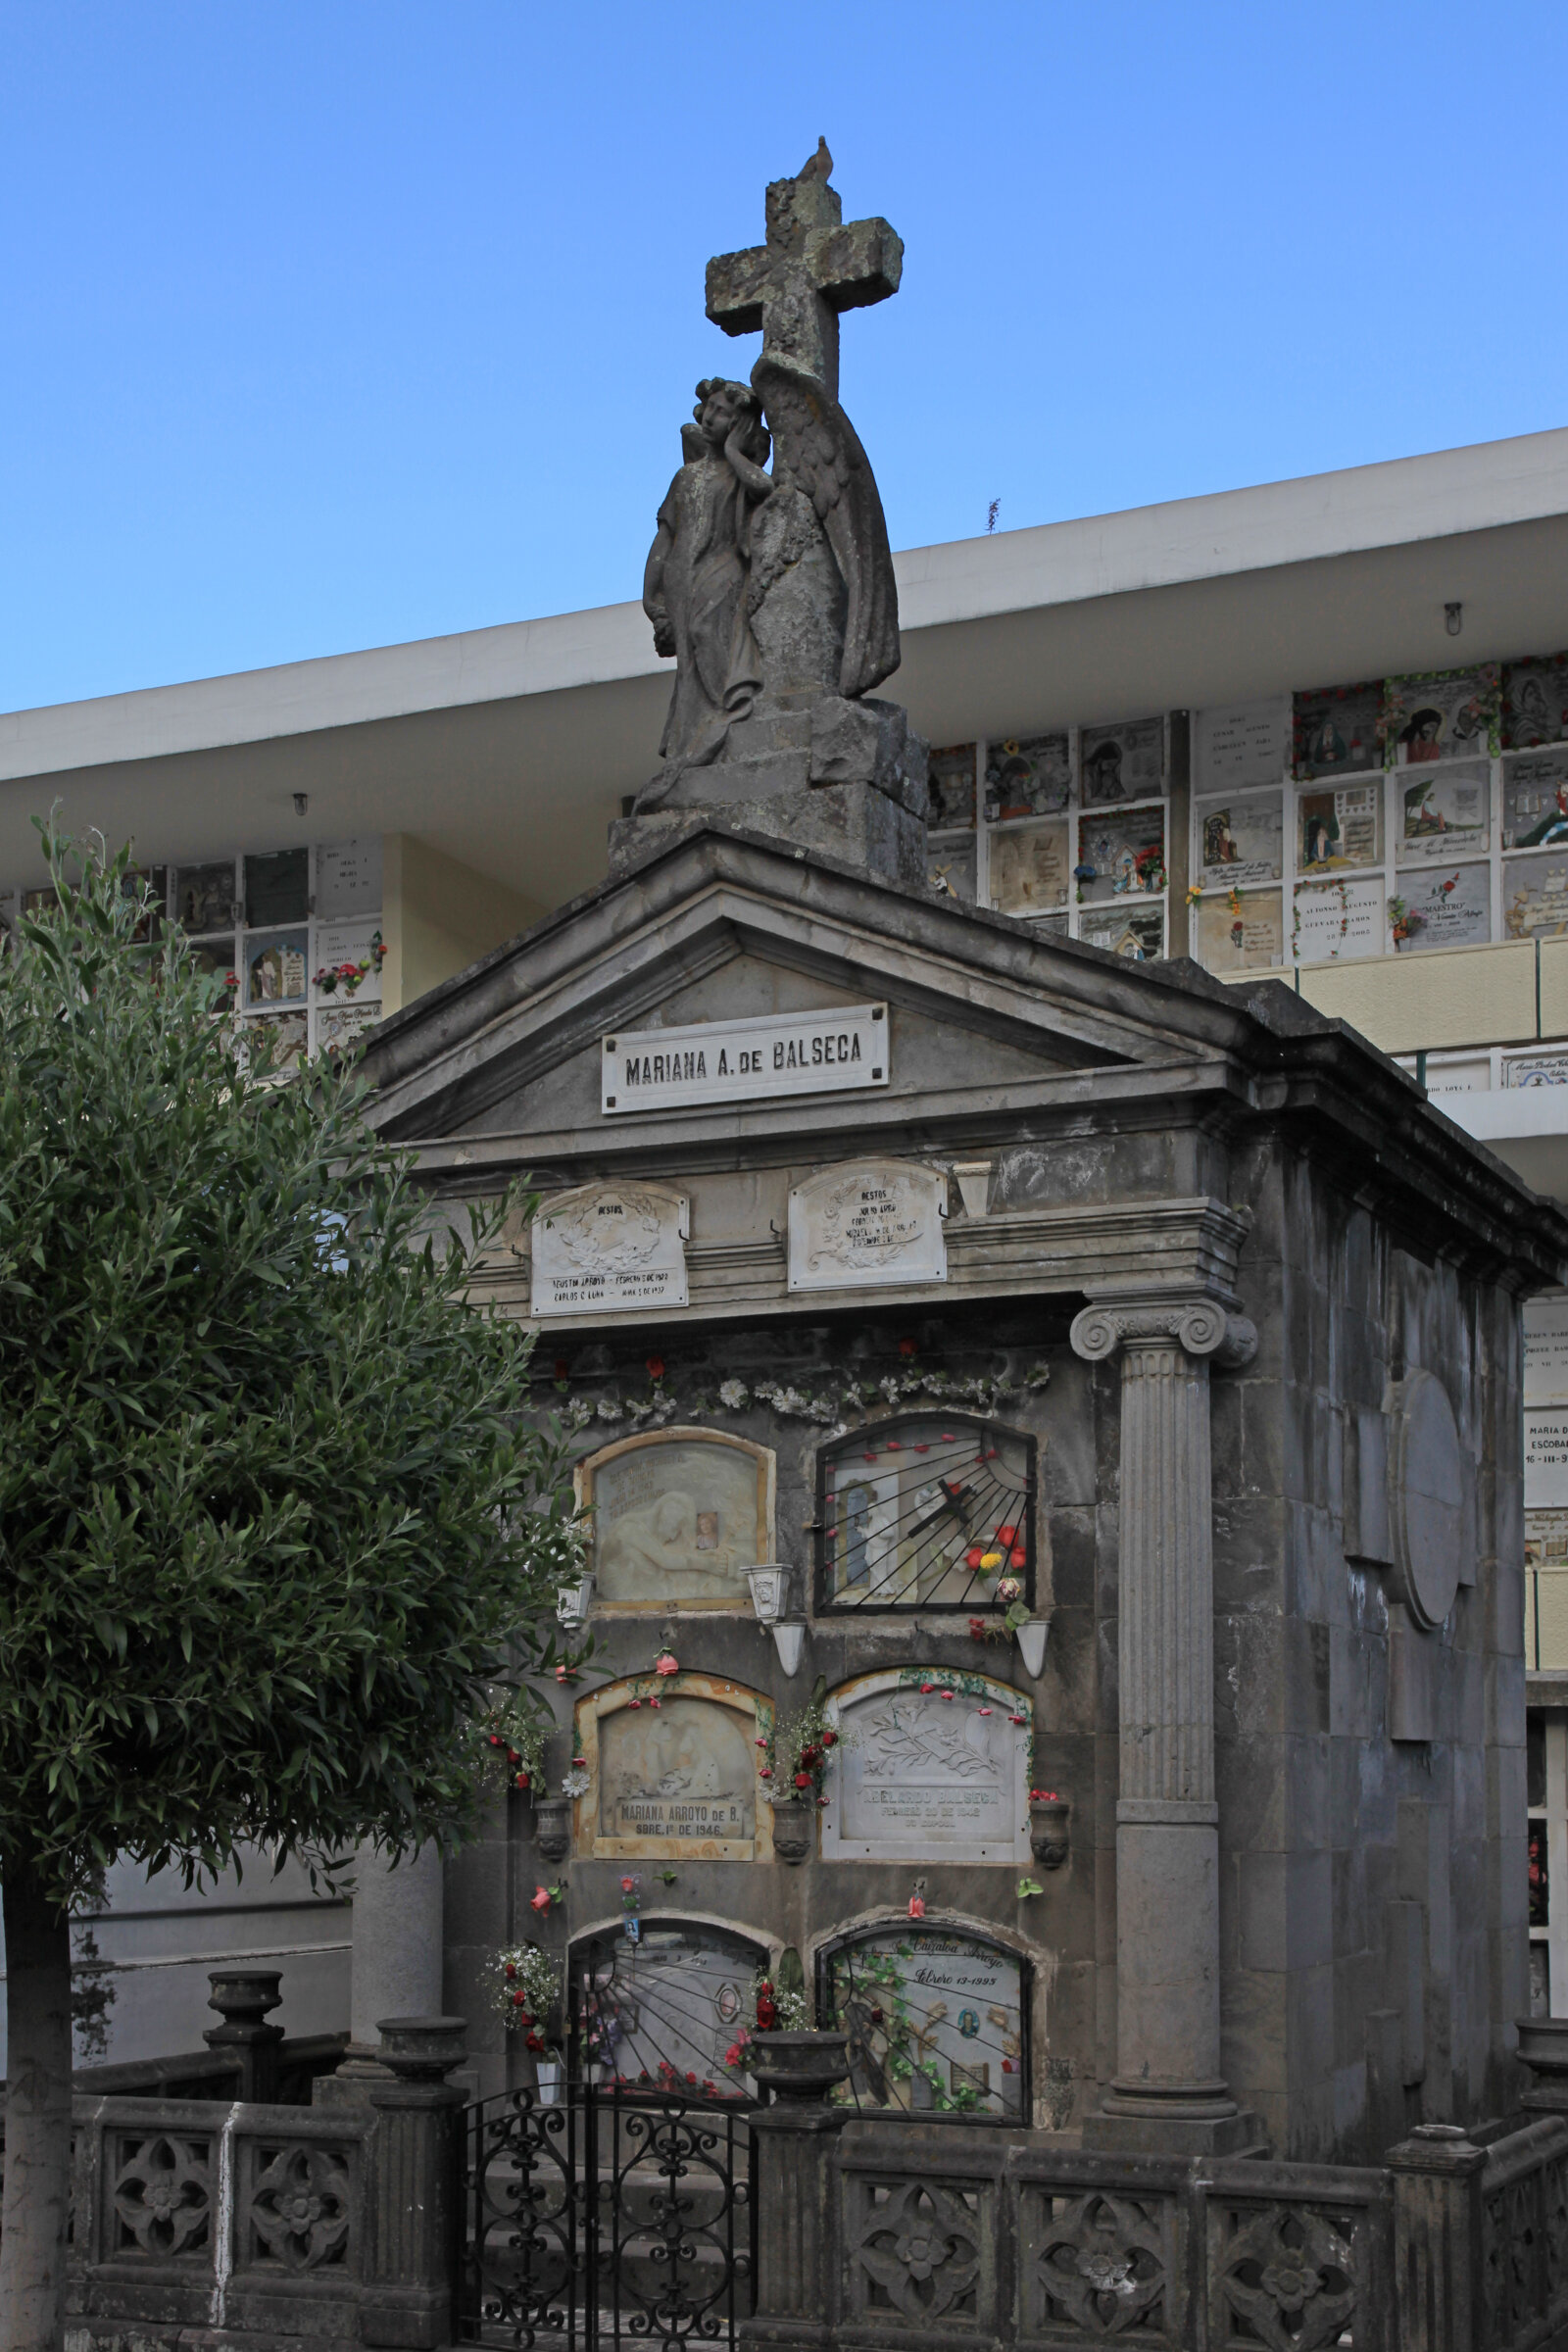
[0, 831, 576, 2352]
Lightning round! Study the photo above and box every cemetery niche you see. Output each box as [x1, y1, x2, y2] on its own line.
[572, 1674, 771, 1862]
[820, 1924, 1028, 2117]
[820, 1666, 1033, 1864]
[576, 1919, 767, 2093]
[577, 1427, 773, 1608]
[817, 1412, 1034, 1610]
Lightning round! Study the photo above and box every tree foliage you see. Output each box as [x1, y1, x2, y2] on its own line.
[0, 826, 578, 1906]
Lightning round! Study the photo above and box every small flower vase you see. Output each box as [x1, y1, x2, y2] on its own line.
[1029, 1796, 1071, 1871]
[534, 1796, 572, 1863]
[769, 1793, 814, 1866]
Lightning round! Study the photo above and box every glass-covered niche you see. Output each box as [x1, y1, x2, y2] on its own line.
[816, 1413, 1034, 1612]
[924, 726, 1169, 956]
[576, 1428, 774, 1611]
[818, 1925, 1027, 2118]
[575, 1921, 765, 2096]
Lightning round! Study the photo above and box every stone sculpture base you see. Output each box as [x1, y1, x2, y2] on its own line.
[611, 775, 927, 890]
[617, 694, 930, 890]
[1082, 2103, 1268, 2158]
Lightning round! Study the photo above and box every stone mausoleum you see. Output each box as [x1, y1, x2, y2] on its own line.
[355, 146, 1568, 2166]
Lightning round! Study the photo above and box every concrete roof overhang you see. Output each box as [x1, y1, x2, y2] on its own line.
[3, 424, 1566, 906]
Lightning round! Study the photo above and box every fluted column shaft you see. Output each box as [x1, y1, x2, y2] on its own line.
[1072, 1295, 1256, 2155]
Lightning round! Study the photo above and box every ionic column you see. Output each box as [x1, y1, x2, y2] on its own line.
[1071, 1295, 1258, 2156]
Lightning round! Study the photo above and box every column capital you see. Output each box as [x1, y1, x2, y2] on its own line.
[1070, 1294, 1257, 1370]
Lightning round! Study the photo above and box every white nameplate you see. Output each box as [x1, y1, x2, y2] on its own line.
[602, 1004, 888, 1114]
[531, 1182, 689, 1316]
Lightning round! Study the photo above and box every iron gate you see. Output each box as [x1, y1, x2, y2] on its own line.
[460, 2079, 756, 2348]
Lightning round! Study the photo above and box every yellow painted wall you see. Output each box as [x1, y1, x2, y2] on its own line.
[380, 835, 543, 1016]
[1218, 937, 1568, 1059]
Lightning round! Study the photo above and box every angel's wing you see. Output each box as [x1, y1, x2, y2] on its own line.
[753, 351, 901, 700]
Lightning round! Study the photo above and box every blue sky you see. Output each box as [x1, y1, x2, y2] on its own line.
[2, 1, 1563, 711]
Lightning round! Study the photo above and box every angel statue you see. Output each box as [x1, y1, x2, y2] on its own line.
[642, 376, 773, 777]
[641, 142, 906, 808]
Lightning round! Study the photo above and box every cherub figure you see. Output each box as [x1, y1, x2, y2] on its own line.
[643, 377, 773, 782]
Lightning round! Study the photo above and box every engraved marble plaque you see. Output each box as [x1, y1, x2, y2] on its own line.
[314, 916, 383, 999]
[573, 1676, 771, 1862]
[990, 818, 1069, 915]
[788, 1162, 948, 1293]
[1525, 1297, 1568, 1407]
[1391, 862, 1491, 953]
[821, 1671, 1031, 1863]
[531, 1182, 689, 1315]
[1293, 875, 1385, 962]
[1193, 888, 1284, 972]
[1194, 697, 1290, 793]
[579, 1429, 772, 1609]
[1526, 1411, 1568, 1508]
[1195, 792, 1284, 888]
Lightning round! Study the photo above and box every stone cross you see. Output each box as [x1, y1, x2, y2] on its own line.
[705, 138, 902, 403]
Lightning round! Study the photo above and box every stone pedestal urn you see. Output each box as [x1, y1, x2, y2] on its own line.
[769, 1795, 814, 1865]
[1516, 2017, 1568, 2111]
[1029, 1797, 1071, 1870]
[749, 2030, 851, 2102]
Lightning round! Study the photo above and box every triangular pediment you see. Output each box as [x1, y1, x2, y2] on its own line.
[365, 825, 1250, 1154]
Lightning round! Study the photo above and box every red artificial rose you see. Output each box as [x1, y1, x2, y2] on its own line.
[1010, 1547, 1027, 1568]
[898, 1336, 916, 1356]
[794, 1771, 811, 1788]
[647, 1355, 665, 1380]
[996, 1524, 1017, 1546]
[821, 1731, 836, 1748]
[504, 1962, 517, 1979]
[965, 1546, 985, 1570]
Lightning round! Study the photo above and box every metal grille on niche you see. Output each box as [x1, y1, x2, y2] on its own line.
[815, 1413, 1035, 1612]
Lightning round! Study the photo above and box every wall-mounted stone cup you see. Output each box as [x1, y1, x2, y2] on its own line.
[1029, 1797, 1071, 1870]
[769, 1795, 814, 1865]
[534, 1796, 572, 1862]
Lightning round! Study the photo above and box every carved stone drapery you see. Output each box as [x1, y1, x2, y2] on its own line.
[1072, 1294, 1258, 2156]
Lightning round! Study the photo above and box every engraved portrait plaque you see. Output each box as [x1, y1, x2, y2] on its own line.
[573, 1675, 772, 1862]
[821, 1669, 1032, 1864]
[788, 1161, 948, 1294]
[577, 1429, 774, 1610]
[531, 1182, 689, 1316]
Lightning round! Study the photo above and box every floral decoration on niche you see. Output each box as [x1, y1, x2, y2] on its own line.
[759, 1692, 844, 1808]
[547, 1359, 1051, 1439]
[312, 932, 387, 997]
[491, 1943, 562, 2052]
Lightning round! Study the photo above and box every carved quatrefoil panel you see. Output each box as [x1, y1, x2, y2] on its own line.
[112, 2132, 213, 2259]
[848, 2177, 983, 2323]
[245, 2141, 353, 2271]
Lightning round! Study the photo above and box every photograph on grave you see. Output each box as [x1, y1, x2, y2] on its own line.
[817, 1413, 1034, 1609]
[926, 840, 977, 905]
[317, 1004, 379, 1059]
[313, 916, 384, 1000]
[1194, 791, 1284, 887]
[172, 860, 236, 934]
[1503, 655, 1568, 749]
[983, 733, 1070, 820]
[1390, 863, 1491, 953]
[1298, 780, 1382, 871]
[926, 742, 977, 831]
[819, 1925, 1027, 2118]
[532, 1180, 690, 1315]
[572, 1674, 771, 1861]
[1194, 697, 1290, 792]
[1079, 715, 1163, 805]
[1503, 750, 1568, 848]
[244, 926, 309, 1007]
[1079, 903, 1164, 958]
[576, 1921, 766, 2095]
[1386, 663, 1501, 765]
[578, 1427, 772, 1608]
[821, 1666, 1033, 1862]
[1075, 804, 1166, 901]
[244, 1010, 309, 1072]
[787, 1160, 948, 1293]
[989, 817, 1069, 916]
[316, 837, 383, 919]
[1293, 874, 1385, 961]
[1193, 888, 1284, 972]
[1399, 760, 1490, 861]
[1503, 852, 1568, 940]
[244, 846, 310, 927]
[1525, 1295, 1568, 1406]
[1292, 679, 1383, 779]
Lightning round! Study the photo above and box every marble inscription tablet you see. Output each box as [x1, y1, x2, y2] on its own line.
[1391, 862, 1490, 953]
[1195, 791, 1284, 888]
[1193, 889, 1283, 972]
[822, 1669, 1031, 1864]
[1293, 875, 1385, 962]
[1194, 697, 1290, 793]
[531, 1182, 689, 1315]
[1525, 1297, 1568, 1407]
[788, 1161, 948, 1293]
[1526, 1411, 1568, 1508]
[603, 1004, 888, 1114]
[990, 818, 1069, 915]
[1398, 760, 1490, 863]
[573, 1675, 771, 1862]
[578, 1428, 772, 1609]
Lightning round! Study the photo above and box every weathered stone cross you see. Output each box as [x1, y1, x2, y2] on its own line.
[705, 138, 902, 404]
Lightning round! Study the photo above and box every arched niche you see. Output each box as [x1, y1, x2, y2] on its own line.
[814, 1409, 1036, 1612]
[814, 1920, 1029, 2119]
[575, 1426, 776, 1611]
[570, 1918, 768, 2097]
[571, 1674, 774, 1863]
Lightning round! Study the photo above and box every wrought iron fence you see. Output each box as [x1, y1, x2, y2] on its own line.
[461, 2080, 755, 2349]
